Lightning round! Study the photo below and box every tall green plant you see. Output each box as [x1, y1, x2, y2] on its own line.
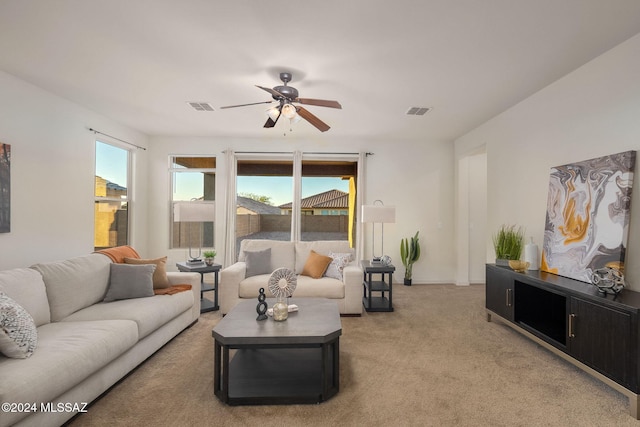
[400, 231, 421, 279]
[492, 225, 524, 260]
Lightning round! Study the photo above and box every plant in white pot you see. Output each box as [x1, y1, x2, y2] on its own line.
[492, 225, 524, 266]
[400, 231, 421, 286]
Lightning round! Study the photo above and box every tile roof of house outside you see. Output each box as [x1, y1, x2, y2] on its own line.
[279, 189, 348, 209]
[236, 196, 281, 215]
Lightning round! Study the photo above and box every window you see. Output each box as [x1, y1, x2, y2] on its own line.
[300, 160, 356, 241]
[94, 141, 130, 250]
[235, 155, 358, 247]
[236, 159, 293, 242]
[170, 156, 216, 250]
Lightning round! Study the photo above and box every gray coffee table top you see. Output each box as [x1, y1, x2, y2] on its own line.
[212, 298, 342, 346]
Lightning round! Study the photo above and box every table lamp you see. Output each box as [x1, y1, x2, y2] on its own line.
[361, 200, 396, 263]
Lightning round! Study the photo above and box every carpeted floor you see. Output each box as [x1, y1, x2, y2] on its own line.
[67, 284, 638, 426]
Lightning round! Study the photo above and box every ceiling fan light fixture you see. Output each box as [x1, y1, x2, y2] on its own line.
[281, 103, 297, 120]
[289, 113, 302, 124]
[267, 106, 281, 121]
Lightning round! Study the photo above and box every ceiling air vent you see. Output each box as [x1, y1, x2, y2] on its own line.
[188, 102, 215, 112]
[406, 107, 432, 116]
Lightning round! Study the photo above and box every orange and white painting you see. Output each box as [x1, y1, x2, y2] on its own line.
[541, 150, 636, 283]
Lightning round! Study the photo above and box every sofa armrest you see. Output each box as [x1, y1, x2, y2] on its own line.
[220, 262, 247, 315]
[167, 272, 201, 321]
[342, 263, 363, 315]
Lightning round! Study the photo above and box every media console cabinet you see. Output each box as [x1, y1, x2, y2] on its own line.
[486, 264, 640, 418]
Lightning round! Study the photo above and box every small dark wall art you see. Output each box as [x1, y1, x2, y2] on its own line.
[0, 142, 9, 233]
[542, 150, 636, 283]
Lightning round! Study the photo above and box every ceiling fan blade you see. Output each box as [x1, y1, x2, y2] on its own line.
[295, 98, 342, 109]
[256, 85, 286, 99]
[264, 111, 281, 128]
[296, 106, 330, 132]
[219, 100, 274, 109]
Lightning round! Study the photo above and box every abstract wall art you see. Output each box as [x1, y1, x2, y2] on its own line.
[0, 142, 9, 233]
[541, 150, 636, 283]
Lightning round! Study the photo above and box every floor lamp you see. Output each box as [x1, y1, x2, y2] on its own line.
[361, 200, 396, 263]
[174, 201, 215, 264]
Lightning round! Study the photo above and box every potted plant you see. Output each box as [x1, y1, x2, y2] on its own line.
[492, 225, 524, 266]
[400, 231, 421, 286]
[203, 250, 217, 266]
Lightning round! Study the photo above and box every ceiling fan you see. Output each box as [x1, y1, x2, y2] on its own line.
[220, 72, 342, 132]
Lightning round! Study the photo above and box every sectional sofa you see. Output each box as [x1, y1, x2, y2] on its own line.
[0, 249, 200, 427]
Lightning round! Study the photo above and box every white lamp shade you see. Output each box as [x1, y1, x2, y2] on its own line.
[281, 104, 297, 119]
[289, 113, 302, 124]
[267, 106, 281, 121]
[361, 205, 396, 223]
[174, 201, 215, 222]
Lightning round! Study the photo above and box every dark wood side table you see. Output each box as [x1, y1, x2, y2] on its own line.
[176, 262, 221, 313]
[361, 260, 395, 312]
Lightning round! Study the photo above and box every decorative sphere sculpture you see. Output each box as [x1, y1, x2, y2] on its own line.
[591, 267, 625, 295]
[268, 268, 297, 321]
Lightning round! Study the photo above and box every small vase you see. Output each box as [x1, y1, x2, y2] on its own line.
[273, 298, 288, 321]
[404, 278, 412, 286]
[205, 257, 214, 266]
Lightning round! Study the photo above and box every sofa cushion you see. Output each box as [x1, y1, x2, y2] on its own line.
[0, 320, 138, 427]
[295, 241, 354, 274]
[31, 253, 112, 322]
[325, 252, 353, 280]
[124, 256, 171, 289]
[301, 250, 332, 279]
[239, 240, 295, 271]
[62, 291, 194, 339]
[0, 292, 37, 358]
[0, 268, 50, 327]
[104, 263, 156, 302]
[239, 274, 344, 299]
[238, 274, 273, 298]
[244, 248, 272, 278]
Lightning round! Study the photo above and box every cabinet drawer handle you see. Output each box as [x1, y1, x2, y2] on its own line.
[568, 313, 576, 338]
[506, 289, 512, 307]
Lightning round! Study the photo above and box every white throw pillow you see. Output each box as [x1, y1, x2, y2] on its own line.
[0, 292, 38, 358]
[324, 252, 353, 280]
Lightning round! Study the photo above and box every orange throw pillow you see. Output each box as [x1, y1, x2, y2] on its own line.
[301, 250, 333, 279]
[124, 256, 171, 289]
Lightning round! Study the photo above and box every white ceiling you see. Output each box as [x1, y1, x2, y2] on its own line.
[1, 1, 640, 142]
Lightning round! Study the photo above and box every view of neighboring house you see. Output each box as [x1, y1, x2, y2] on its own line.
[278, 189, 349, 216]
[94, 176, 128, 249]
[236, 196, 281, 216]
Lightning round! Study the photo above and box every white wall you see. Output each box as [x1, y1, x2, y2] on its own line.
[454, 33, 640, 290]
[147, 136, 456, 284]
[0, 70, 149, 269]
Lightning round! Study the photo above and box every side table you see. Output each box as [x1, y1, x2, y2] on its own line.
[361, 260, 395, 312]
[176, 262, 221, 313]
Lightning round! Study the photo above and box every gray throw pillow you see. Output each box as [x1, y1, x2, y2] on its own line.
[245, 248, 272, 278]
[104, 263, 156, 302]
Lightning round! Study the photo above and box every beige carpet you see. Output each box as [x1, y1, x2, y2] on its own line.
[67, 284, 638, 427]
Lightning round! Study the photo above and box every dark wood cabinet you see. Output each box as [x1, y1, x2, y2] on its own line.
[569, 297, 636, 391]
[486, 264, 640, 418]
[485, 264, 514, 321]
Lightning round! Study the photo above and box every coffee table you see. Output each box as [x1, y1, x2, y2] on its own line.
[212, 298, 342, 405]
